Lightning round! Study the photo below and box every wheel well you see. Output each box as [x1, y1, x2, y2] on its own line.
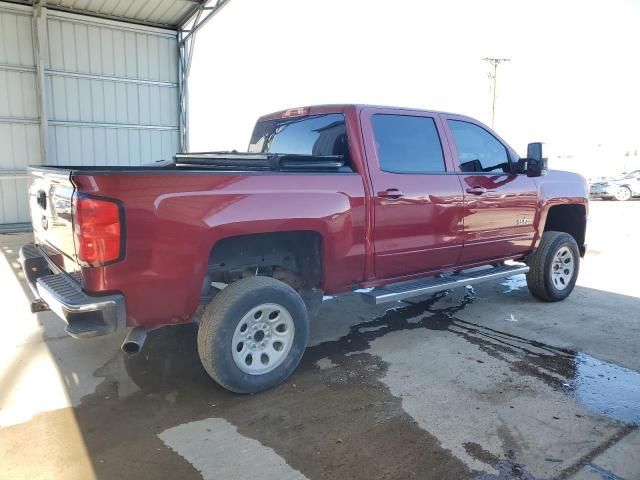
[205, 231, 323, 294]
[544, 205, 587, 255]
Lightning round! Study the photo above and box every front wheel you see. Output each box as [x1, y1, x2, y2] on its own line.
[197, 276, 309, 393]
[526, 231, 580, 302]
[614, 186, 632, 201]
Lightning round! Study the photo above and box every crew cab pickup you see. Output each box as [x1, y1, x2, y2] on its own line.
[19, 104, 588, 393]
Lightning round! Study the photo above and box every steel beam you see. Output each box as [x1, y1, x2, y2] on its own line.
[178, 41, 188, 152]
[177, 0, 231, 152]
[0, 117, 39, 124]
[0, 170, 29, 180]
[32, 0, 48, 165]
[48, 120, 179, 130]
[36, 3, 185, 30]
[0, 64, 36, 73]
[179, 0, 230, 47]
[45, 69, 178, 87]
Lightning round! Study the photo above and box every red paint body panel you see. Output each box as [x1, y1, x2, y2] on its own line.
[359, 107, 465, 279]
[440, 113, 539, 263]
[73, 172, 367, 328]
[456, 172, 538, 263]
[532, 171, 590, 248]
[29, 104, 589, 330]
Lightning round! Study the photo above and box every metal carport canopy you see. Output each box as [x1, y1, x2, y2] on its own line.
[20, 0, 232, 151]
[0, 0, 228, 229]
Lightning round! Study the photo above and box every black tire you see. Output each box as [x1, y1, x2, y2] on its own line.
[197, 276, 309, 393]
[526, 231, 580, 302]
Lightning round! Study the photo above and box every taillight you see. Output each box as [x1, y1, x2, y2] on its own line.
[73, 194, 124, 266]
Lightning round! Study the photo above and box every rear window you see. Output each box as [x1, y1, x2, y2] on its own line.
[248, 114, 349, 161]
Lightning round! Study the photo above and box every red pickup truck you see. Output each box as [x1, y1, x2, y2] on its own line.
[20, 104, 588, 393]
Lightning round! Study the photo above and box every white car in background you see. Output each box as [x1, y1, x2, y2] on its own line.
[590, 170, 640, 201]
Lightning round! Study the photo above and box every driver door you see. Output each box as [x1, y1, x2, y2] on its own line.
[442, 115, 538, 265]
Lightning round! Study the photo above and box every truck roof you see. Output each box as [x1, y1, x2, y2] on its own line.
[257, 104, 472, 122]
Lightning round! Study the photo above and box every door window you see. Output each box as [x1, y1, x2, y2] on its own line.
[371, 114, 446, 173]
[448, 120, 511, 173]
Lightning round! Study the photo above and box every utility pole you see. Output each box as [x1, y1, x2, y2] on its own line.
[482, 57, 510, 128]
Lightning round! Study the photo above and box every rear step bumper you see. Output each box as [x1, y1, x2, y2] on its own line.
[360, 264, 530, 305]
[19, 244, 126, 338]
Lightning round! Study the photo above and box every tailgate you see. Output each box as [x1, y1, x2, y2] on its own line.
[28, 168, 78, 273]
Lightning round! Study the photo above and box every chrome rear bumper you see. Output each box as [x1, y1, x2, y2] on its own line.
[19, 244, 126, 338]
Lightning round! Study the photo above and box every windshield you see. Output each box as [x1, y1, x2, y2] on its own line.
[622, 170, 640, 179]
[248, 114, 349, 161]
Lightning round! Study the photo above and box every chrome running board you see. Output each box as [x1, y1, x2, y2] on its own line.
[360, 264, 529, 305]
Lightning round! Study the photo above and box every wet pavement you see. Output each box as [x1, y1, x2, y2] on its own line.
[1, 200, 639, 480]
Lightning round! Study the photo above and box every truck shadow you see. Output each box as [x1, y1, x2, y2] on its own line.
[81, 285, 640, 480]
[1, 232, 640, 480]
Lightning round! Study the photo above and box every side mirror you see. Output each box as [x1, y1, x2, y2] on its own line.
[526, 142, 547, 177]
[515, 158, 528, 174]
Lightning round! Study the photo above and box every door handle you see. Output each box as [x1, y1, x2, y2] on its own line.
[36, 190, 47, 209]
[377, 188, 404, 199]
[466, 187, 487, 195]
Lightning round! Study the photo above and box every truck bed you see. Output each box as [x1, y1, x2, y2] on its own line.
[33, 151, 353, 175]
[27, 160, 368, 329]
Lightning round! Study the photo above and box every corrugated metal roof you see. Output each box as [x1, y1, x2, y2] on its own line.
[10, 0, 204, 29]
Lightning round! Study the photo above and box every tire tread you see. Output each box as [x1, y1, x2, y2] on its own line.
[197, 276, 306, 392]
[526, 231, 579, 302]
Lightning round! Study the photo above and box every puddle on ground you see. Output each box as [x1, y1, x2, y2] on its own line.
[425, 305, 640, 426]
[311, 289, 640, 427]
[86, 289, 640, 480]
[473, 459, 537, 480]
[500, 274, 528, 293]
[570, 353, 640, 424]
[3, 289, 639, 480]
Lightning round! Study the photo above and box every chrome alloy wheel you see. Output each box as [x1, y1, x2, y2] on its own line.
[614, 187, 631, 201]
[551, 246, 574, 291]
[231, 303, 295, 375]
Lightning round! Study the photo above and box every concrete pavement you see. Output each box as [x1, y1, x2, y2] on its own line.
[0, 200, 638, 480]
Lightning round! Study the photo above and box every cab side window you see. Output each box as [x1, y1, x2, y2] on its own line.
[448, 120, 511, 173]
[372, 114, 446, 173]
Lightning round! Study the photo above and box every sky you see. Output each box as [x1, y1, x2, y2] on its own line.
[188, 0, 640, 177]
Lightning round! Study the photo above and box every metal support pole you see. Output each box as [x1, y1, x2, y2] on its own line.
[32, 1, 48, 164]
[178, 42, 187, 152]
[177, 0, 231, 153]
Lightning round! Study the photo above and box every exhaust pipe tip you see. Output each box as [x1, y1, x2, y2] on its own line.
[122, 341, 141, 354]
[121, 327, 147, 355]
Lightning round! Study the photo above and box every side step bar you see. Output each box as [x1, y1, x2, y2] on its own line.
[360, 264, 530, 305]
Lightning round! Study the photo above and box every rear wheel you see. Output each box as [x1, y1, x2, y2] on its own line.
[614, 186, 632, 201]
[197, 276, 309, 393]
[526, 231, 580, 302]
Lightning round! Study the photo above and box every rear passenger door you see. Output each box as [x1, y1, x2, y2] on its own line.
[361, 108, 465, 280]
[443, 116, 538, 264]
